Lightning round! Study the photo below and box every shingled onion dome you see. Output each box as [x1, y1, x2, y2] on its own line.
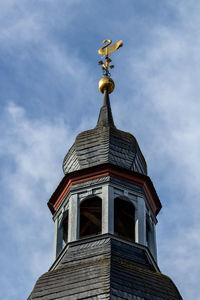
[63, 78, 147, 175]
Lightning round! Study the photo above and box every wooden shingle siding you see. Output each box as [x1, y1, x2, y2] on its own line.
[28, 235, 182, 300]
[63, 91, 147, 176]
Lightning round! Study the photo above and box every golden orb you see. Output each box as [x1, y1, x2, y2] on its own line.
[98, 76, 115, 94]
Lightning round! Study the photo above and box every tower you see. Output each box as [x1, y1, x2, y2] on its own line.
[28, 40, 182, 300]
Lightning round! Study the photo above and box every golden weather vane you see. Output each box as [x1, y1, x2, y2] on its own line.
[98, 39, 123, 77]
[98, 39, 123, 94]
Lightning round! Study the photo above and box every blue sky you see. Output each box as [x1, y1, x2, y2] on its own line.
[0, 1, 200, 299]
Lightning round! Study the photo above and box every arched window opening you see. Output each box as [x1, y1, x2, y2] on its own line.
[62, 211, 68, 244]
[114, 197, 135, 241]
[80, 196, 102, 238]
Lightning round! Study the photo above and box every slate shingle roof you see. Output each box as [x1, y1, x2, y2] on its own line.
[28, 235, 182, 300]
[63, 90, 147, 175]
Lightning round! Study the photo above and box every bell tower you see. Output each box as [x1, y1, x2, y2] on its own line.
[50, 86, 160, 262]
[28, 40, 182, 300]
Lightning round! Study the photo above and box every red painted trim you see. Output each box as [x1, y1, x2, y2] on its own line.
[53, 171, 109, 211]
[47, 164, 162, 216]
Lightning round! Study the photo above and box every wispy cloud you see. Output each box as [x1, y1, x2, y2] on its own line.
[0, 102, 73, 299]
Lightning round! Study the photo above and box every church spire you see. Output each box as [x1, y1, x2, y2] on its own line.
[29, 39, 182, 300]
[96, 89, 115, 127]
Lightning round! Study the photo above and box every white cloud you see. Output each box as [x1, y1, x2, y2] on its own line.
[0, 0, 81, 46]
[0, 102, 74, 299]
